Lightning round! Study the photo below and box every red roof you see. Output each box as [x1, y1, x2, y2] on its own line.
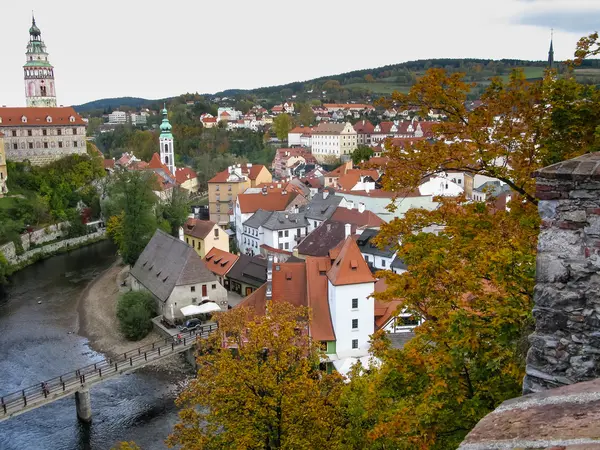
[175, 167, 197, 184]
[306, 256, 336, 341]
[208, 164, 268, 183]
[129, 161, 149, 170]
[373, 278, 404, 330]
[184, 218, 216, 240]
[0, 107, 86, 126]
[331, 206, 385, 228]
[272, 261, 307, 308]
[336, 169, 379, 191]
[327, 238, 375, 286]
[202, 117, 217, 123]
[353, 120, 375, 134]
[260, 244, 292, 256]
[220, 111, 231, 117]
[148, 152, 174, 178]
[103, 159, 115, 169]
[203, 247, 239, 277]
[237, 190, 297, 214]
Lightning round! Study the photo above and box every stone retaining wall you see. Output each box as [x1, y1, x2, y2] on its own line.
[524, 153, 600, 393]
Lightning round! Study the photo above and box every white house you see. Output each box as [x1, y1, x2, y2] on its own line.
[418, 176, 464, 197]
[310, 122, 358, 162]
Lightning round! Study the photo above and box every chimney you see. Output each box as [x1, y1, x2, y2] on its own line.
[294, 205, 299, 214]
[365, 185, 370, 194]
[358, 202, 365, 213]
[178, 226, 184, 242]
[266, 255, 273, 301]
[323, 191, 329, 200]
[345, 223, 351, 240]
[228, 166, 232, 174]
[346, 201, 354, 210]
[247, 163, 252, 168]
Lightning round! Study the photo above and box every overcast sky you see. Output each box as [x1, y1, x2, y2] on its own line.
[0, 0, 598, 106]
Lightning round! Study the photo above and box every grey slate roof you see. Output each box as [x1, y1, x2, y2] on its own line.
[356, 229, 395, 258]
[303, 192, 343, 221]
[473, 180, 512, 196]
[391, 256, 408, 271]
[296, 220, 357, 257]
[262, 211, 309, 231]
[227, 254, 268, 287]
[130, 229, 216, 302]
[244, 209, 273, 229]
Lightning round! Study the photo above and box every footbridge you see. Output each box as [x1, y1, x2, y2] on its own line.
[0, 323, 217, 423]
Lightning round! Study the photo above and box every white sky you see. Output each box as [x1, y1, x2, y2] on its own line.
[0, 0, 598, 106]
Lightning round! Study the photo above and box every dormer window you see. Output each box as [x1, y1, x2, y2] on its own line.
[46, 116, 52, 123]
[21, 116, 27, 123]
[69, 116, 75, 123]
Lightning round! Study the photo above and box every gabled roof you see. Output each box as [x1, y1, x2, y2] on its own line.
[184, 218, 217, 240]
[244, 209, 273, 229]
[203, 247, 239, 277]
[303, 192, 343, 221]
[208, 164, 268, 183]
[227, 254, 267, 287]
[103, 159, 115, 169]
[327, 238, 375, 286]
[331, 206, 385, 228]
[237, 190, 298, 214]
[175, 167, 197, 184]
[391, 256, 408, 271]
[373, 279, 404, 330]
[311, 122, 346, 135]
[262, 211, 309, 231]
[336, 169, 379, 191]
[353, 120, 375, 134]
[148, 152, 174, 179]
[0, 107, 86, 126]
[272, 261, 307, 308]
[130, 229, 216, 302]
[296, 220, 357, 257]
[306, 256, 336, 341]
[356, 229, 395, 258]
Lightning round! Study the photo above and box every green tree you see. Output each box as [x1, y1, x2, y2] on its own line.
[167, 303, 347, 450]
[157, 187, 191, 237]
[116, 291, 156, 340]
[298, 104, 315, 126]
[107, 171, 158, 265]
[272, 113, 294, 141]
[351, 145, 374, 164]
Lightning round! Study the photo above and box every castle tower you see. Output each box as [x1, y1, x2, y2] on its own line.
[24, 15, 57, 108]
[159, 105, 175, 176]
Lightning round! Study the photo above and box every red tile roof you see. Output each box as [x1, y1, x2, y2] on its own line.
[203, 247, 239, 277]
[272, 261, 307, 308]
[327, 238, 375, 286]
[260, 244, 293, 256]
[237, 190, 298, 214]
[103, 159, 115, 169]
[353, 120, 375, 134]
[175, 167, 197, 184]
[373, 278, 404, 330]
[148, 152, 174, 178]
[336, 169, 379, 191]
[331, 206, 385, 228]
[208, 164, 268, 183]
[306, 256, 336, 341]
[184, 218, 216, 240]
[0, 107, 86, 126]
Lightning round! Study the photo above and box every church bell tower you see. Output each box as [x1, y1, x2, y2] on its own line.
[159, 105, 175, 176]
[24, 15, 57, 108]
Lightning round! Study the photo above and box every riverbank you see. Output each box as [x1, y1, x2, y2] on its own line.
[77, 259, 192, 375]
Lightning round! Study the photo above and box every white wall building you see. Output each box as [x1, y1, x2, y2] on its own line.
[108, 111, 127, 124]
[311, 122, 358, 162]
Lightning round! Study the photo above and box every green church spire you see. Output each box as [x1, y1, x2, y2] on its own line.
[160, 104, 173, 138]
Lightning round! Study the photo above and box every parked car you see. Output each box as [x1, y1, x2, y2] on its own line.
[178, 318, 202, 332]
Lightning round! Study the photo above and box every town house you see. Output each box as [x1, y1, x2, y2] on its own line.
[310, 122, 358, 162]
[181, 218, 229, 258]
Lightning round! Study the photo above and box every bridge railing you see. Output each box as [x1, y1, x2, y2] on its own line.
[0, 323, 217, 415]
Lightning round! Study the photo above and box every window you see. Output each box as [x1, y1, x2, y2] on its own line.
[57, 129, 62, 136]
[279, 244, 283, 250]
[28, 142, 33, 149]
[284, 243, 289, 250]
[192, 297, 197, 304]
[381, 260, 386, 268]
[192, 239, 195, 248]
[72, 128, 77, 135]
[284, 230, 289, 237]
[278, 231, 283, 237]
[12, 143, 17, 150]
[27, 130, 32, 137]
[44, 142, 48, 149]
[202, 285, 207, 297]
[42, 129, 47, 136]
[352, 319, 358, 329]
[58, 141, 63, 148]
[191, 286, 196, 292]
[74, 141, 78, 148]
[352, 298, 358, 309]
[214, 228, 219, 238]
[11, 130, 17, 137]
[352, 339, 358, 349]
[186, 237, 189, 244]
[212, 284, 216, 290]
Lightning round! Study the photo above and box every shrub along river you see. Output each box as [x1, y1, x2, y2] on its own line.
[0, 240, 184, 450]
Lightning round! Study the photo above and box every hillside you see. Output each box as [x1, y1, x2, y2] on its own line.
[75, 58, 600, 113]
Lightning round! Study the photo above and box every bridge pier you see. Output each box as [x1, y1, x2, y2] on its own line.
[75, 388, 92, 423]
[184, 348, 197, 369]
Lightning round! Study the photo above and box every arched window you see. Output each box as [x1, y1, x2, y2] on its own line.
[165, 155, 169, 164]
[164, 143, 168, 153]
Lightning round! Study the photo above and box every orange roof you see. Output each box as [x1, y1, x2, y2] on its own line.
[331, 207, 385, 228]
[208, 164, 268, 183]
[373, 278, 404, 330]
[289, 126, 313, 134]
[175, 167, 197, 184]
[306, 257, 336, 341]
[272, 261, 307, 308]
[336, 169, 379, 191]
[148, 152, 174, 178]
[202, 117, 217, 123]
[184, 218, 216, 240]
[237, 283, 268, 311]
[324, 161, 353, 178]
[220, 111, 230, 116]
[129, 160, 149, 170]
[237, 191, 297, 214]
[327, 238, 375, 286]
[103, 159, 115, 169]
[203, 247, 239, 277]
[0, 107, 86, 126]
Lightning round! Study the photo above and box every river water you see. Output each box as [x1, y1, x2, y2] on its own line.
[0, 241, 183, 450]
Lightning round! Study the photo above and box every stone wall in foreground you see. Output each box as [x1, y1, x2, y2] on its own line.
[524, 152, 600, 393]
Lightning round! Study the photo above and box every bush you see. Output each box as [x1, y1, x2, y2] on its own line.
[116, 291, 156, 341]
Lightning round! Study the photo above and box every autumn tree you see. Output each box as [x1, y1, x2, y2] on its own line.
[167, 302, 347, 450]
[298, 103, 315, 127]
[272, 113, 294, 141]
[360, 45, 600, 448]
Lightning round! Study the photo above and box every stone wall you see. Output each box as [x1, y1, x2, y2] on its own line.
[524, 153, 600, 394]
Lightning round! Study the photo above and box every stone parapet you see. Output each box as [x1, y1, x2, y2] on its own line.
[525, 152, 600, 393]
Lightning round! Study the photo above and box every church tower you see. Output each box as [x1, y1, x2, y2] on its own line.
[548, 30, 554, 70]
[159, 105, 175, 176]
[24, 15, 57, 108]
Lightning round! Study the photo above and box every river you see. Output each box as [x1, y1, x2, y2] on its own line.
[0, 241, 184, 450]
